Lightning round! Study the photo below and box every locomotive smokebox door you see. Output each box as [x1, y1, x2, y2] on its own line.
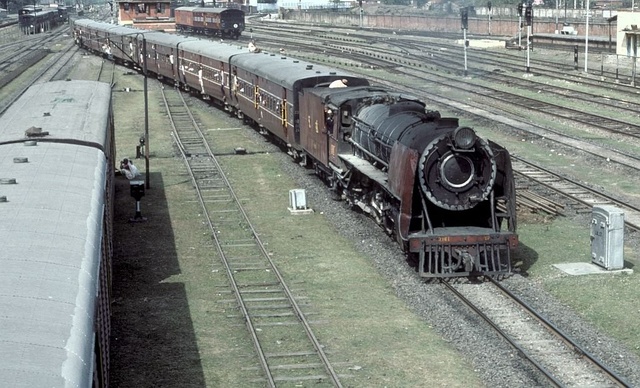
[590, 205, 624, 270]
[130, 180, 145, 201]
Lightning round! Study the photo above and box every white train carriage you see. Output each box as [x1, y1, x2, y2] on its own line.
[0, 80, 115, 388]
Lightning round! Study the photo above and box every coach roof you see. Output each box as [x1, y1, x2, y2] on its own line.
[175, 6, 242, 14]
[0, 80, 112, 148]
[231, 52, 368, 89]
[180, 39, 248, 61]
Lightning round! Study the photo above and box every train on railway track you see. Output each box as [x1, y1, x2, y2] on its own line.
[174, 6, 245, 39]
[0, 80, 114, 387]
[72, 19, 518, 278]
[18, 5, 67, 34]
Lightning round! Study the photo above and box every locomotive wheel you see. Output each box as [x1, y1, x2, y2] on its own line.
[329, 176, 342, 201]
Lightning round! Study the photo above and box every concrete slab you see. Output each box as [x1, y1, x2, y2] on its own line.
[288, 207, 314, 215]
[553, 262, 634, 276]
[456, 39, 506, 48]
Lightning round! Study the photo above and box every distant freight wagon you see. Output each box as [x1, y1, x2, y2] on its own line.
[174, 7, 245, 39]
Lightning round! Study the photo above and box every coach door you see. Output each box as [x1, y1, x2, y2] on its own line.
[177, 48, 186, 87]
[281, 87, 290, 142]
[169, 46, 177, 83]
[327, 107, 339, 166]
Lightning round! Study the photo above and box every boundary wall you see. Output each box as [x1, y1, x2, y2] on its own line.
[284, 8, 614, 37]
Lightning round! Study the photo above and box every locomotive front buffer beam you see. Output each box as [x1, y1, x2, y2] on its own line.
[409, 230, 518, 278]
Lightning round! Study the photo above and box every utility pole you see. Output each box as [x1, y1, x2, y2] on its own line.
[585, 0, 589, 73]
[125, 33, 151, 189]
[517, 3, 523, 47]
[487, 1, 492, 35]
[142, 36, 150, 189]
[525, 2, 533, 73]
[555, 0, 559, 33]
[461, 7, 468, 76]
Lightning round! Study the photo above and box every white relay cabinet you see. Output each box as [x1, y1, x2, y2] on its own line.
[590, 205, 624, 270]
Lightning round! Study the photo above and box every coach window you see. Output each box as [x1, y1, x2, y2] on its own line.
[156, 3, 164, 13]
[340, 106, 352, 127]
[205, 67, 214, 79]
[123, 3, 130, 11]
[137, 4, 145, 13]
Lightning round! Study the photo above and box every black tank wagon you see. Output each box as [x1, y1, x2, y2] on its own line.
[72, 19, 518, 278]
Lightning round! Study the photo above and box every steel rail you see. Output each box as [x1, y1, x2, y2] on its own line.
[487, 277, 632, 388]
[173, 89, 343, 388]
[512, 155, 640, 232]
[161, 88, 276, 387]
[440, 279, 563, 387]
[161, 87, 342, 387]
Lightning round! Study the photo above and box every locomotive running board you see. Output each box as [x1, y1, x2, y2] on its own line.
[338, 154, 389, 190]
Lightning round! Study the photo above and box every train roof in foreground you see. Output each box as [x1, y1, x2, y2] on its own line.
[0, 80, 112, 148]
[0, 80, 112, 386]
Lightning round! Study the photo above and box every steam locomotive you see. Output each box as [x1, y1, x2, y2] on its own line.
[72, 19, 518, 277]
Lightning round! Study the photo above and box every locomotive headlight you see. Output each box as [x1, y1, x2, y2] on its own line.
[453, 126, 476, 150]
[233, 23, 239, 28]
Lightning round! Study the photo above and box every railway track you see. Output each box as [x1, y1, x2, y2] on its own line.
[0, 29, 78, 115]
[512, 156, 640, 231]
[237, 28, 640, 231]
[249, 20, 633, 85]
[160, 86, 346, 387]
[252, 35, 640, 154]
[443, 277, 632, 387]
[320, 43, 640, 141]
[97, 58, 116, 85]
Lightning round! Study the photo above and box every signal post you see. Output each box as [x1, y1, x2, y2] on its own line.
[461, 7, 468, 77]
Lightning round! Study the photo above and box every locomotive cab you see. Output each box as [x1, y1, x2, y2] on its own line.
[324, 104, 354, 145]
